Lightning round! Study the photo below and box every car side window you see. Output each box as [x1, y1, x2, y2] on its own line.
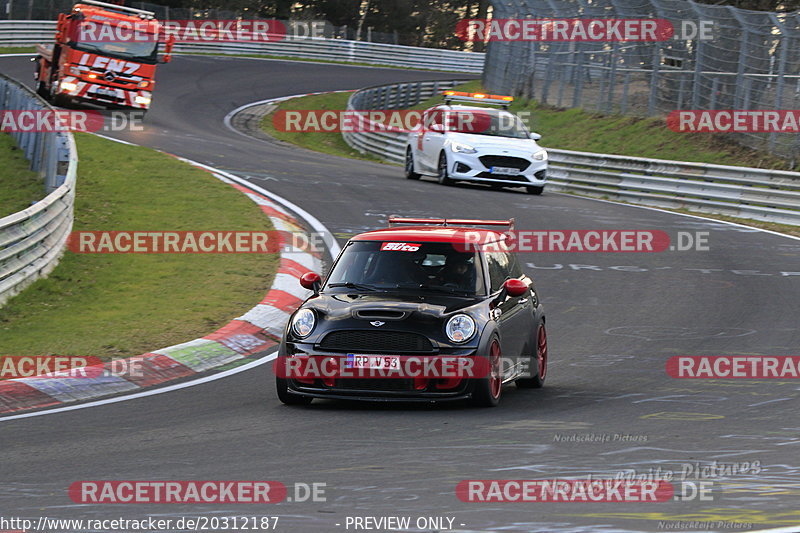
[507, 252, 523, 278]
[486, 252, 510, 292]
[424, 109, 444, 130]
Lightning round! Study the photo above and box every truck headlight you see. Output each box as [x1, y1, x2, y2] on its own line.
[446, 314, 476, 343]
[134, 95, 151, 106]
[533, 149, 548, 161]
[451, 142, 477, 154]
[60, 81, 78, 92]
[291, 309, 316, 338]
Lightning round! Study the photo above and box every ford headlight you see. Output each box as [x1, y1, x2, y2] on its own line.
[446, 314, 476, 343]
[451, 142, 477, 154]
[291, 308, 316, 338]
[533, 149, 548, 161]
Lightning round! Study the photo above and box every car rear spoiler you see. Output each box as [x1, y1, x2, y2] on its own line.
[388, 216, 514, 230]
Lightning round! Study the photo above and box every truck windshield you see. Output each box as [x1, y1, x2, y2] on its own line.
[73, 22, 158, 63]
[325, 241, 485, 296]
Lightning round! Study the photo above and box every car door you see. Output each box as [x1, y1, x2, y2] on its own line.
[485, 250, 529, 379]
[418, 108, 446, 172]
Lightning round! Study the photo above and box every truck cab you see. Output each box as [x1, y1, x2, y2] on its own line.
[34, 0, 173, 110]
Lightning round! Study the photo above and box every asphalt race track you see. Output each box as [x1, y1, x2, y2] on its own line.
[1, 55, 799, 532]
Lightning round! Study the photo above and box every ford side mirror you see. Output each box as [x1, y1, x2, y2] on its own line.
[529, 132, 542, 141]
[503, 278, 528, 297]
[300, 272, 322, 294]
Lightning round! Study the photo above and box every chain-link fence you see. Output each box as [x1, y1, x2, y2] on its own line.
[484, 0, 800, 166]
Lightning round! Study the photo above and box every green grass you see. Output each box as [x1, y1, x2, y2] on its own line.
[260, 90, 386, 163]
[0, 133, 277, 359]
[0, 133, 44, 218]
[0, 46, 36, 55]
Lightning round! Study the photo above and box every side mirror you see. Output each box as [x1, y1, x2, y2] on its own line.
[429, 123, 444, 133]
[529, 132, 542, 141]
[300, 272, 322, 294]
[503, 278, 528, 297]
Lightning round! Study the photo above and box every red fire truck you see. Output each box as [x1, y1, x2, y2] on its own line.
[33, 0, 173, 110]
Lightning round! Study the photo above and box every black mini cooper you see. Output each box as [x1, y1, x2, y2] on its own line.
[274, 217, 548, 407]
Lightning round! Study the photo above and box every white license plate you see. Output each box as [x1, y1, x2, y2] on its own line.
[490, 166, 521, 175]
[94, 88, 117, 98]
[347, 354, 401, 370]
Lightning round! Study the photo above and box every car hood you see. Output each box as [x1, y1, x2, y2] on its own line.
[448, 132, 541, 151]
[307, 291, 481, 318]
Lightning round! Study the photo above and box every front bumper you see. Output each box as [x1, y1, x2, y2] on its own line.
[57, 76, 152, 109]
[449, 151, 547, 187]
[279, 352, 479, 402]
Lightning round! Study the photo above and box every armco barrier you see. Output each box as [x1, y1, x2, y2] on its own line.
[0, 74, 77, 308]
[0, 21, 484, 73]
[342, 81, 800, 226]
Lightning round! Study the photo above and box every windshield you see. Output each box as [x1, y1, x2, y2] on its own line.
[325, 241, 485, 296]
[446, 110, 530, 139]
[73, 22, 158, 63]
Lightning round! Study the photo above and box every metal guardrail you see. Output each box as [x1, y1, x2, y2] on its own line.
[0, 74, 78, 307]
[0, 21, 484, 73]
[342, 81, 800, 226]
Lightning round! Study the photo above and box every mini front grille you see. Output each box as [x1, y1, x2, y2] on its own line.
[319, 330, 434, 353]
[335, 378, 415, 391]
[479, 155, 531, 171]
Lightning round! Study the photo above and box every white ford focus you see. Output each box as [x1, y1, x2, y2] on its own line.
[405, 91, 548, 195]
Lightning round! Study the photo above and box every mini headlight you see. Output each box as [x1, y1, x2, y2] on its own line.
[533, 149, 548, 161]
[291, 308, 316, 338]
[451, 141, 477, 154]
[446, 314, 476, 343]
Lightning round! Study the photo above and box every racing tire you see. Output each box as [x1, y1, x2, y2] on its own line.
[471, 336, 503, 407]
[276, 377, 313, 405]
[51, 91, 69, 108]
[527, 185, 544, 195]
[36, 81, 49, 99]
[516, 323, 548, 389]
[405, 148, 421, 180]
[437, 152, 454, 186]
